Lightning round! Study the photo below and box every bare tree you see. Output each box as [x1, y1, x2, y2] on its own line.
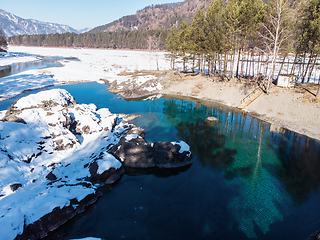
[148, 36, 160, 70]
[258, 0, 293, 93]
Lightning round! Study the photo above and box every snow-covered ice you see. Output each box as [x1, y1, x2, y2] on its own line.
[0, 46, 171, 101]
[0, 52, 39, 66]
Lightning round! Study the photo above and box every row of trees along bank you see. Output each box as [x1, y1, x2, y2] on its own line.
[165, 0, 320, 96]
[8, 29, 169, 51]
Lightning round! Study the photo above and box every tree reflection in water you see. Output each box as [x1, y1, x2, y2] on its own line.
[162, 98, 320, 238]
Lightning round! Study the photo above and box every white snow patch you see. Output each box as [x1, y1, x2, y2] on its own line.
[14, 88, 74, 109]
[144, 82, 163, 92]
[135, 75, 156, 85]
[125, 134, 141, 142]
[143, 94, 163, 101]
[0, 110, 5, 120]
[171, 141, 191, 157]
[96, 153, 122, 174]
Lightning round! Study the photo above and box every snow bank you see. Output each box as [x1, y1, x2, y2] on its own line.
[0, 52, 39, 66]
[0, 70, 57, 101]
[0, 46, 171, 101]
[0, 89, 141, 240]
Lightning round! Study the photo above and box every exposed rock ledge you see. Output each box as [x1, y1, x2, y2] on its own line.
[0, 89, 192, 240]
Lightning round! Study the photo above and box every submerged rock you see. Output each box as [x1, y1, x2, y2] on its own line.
[206, 116, 219, 122]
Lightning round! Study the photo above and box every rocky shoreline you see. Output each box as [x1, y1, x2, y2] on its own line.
[0, 89, 192, 240]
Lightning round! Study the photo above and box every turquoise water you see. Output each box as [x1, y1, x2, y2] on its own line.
[2, 82, 320, 240]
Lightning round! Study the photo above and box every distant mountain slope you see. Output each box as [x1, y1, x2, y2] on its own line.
[90, 0, 212, 33]
[0, 9, 78, 37]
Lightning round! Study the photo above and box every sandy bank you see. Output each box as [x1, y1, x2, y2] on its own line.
[158, 73, 320, 141]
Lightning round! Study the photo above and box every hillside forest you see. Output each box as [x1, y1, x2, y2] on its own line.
[7, 0, 320, 93]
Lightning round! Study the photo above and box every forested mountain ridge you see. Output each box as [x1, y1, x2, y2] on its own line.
[90, 0, 212, 33]
[0, 9, 78, 37]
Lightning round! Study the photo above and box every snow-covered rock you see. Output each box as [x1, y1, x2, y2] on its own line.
[0, 89, 140, 240]
[0, 88, 192, 240]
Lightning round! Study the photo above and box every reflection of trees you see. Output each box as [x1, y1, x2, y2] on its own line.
[164, 98, 320, 205]
[176, 120, 238, 178]
[162, 98, 290, 238]
[163, 99, 238, 178]
[271, 130, 320, 204]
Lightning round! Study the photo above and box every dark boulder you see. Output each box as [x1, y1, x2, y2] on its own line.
[153, 142, 192, 168]
[113, 138, 154, 168]
[46, 172, 57, 181]
[88, 160, 125, 185]
[111, 137, 192, 169]
[10, 183, 22, 192]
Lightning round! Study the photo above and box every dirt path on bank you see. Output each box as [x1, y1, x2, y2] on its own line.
[159, 73, 320, 141]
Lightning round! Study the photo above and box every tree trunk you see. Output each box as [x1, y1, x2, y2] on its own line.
[290, 53, 298, 75]
[241, 48, 245, 77]
[301, 52, 307, 83]
[248, 51, 252, 78]
[277, 54, 287, 80]
[219, 54, 222, 74]
[224, 51, 227, 76]
[231, 48, 235, 78]
[246, 50, 250, 77]
[258, 52, 261, 74]
[192, 54, 195, 73]
[316, 85, 320, 98]
[307, 54, 317, 83]
[302, 52, 313, 83]
[264, 55, 269, 78]
[236, 48, 241, 77]
[252, 50, 255, 78]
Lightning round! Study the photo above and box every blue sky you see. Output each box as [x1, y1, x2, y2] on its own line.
[1, 0, 183, 30]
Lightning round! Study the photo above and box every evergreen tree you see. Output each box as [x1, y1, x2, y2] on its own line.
[190, 8, 207, 72]
[223, 0, 241, 76]
[296, 0, 320, 84]
[165, 26, 180, 69]
[206, 0, 226, 75]
[178, 20, 192, 72]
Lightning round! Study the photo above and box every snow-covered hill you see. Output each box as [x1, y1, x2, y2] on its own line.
[0, 9, 78, 37]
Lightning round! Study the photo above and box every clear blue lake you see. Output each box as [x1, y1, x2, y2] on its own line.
[1, 81, 320, 240]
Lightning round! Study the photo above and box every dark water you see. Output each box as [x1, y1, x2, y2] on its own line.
[2, 82, 320, 240]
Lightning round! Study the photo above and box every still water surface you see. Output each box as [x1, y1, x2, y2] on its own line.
[2, 82, 320, 240]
